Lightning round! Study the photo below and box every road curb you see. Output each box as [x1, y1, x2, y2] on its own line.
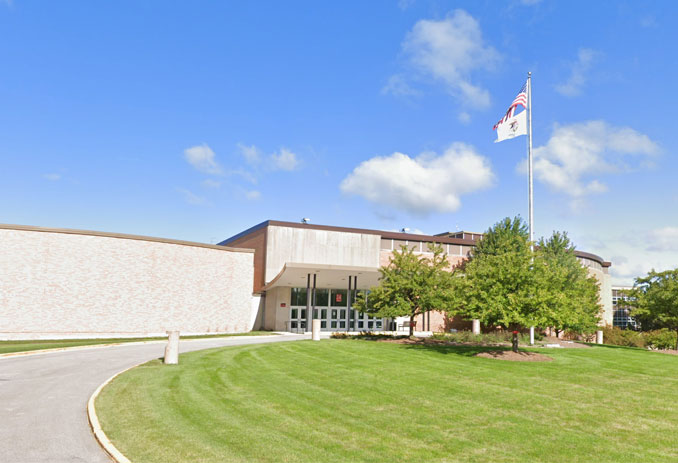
[0, 334, 285, 360]
[87, 361, 147, 463]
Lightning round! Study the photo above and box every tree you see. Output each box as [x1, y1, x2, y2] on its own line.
[533, 232, 601, 336]
[447, 217, 535, 329]
[626, 269, 678, 350]
[447, 217, 602, 335]
[354, 244, 453, 337]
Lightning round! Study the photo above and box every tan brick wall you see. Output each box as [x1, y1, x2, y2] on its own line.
[0, 227, 254, 339]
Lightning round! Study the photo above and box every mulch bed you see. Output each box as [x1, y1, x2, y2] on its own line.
[656, 349, 678, 356]
[379, 337, 505, 347]
[475, 350, 553, 362]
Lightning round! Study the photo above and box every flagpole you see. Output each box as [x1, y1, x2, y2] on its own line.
[527, 71, 534, 251]
[527, 71, 535, 345]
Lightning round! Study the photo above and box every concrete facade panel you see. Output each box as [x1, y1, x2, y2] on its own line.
[265, 226, 380, 283]
[0, 228, 254, 339]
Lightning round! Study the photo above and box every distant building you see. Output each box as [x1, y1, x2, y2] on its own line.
[612, 286, 639, 330]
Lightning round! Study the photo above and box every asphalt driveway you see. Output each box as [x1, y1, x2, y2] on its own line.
[0, 334, 307, 462]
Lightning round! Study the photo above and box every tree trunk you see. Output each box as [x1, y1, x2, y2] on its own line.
[409, 314, 414, 337]
[675, 328, 678, 351]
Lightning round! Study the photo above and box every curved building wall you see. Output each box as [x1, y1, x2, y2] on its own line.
[0, 225, 254, 340]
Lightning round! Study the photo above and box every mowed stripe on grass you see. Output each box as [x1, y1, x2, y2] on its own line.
[95, 340, 678, 463]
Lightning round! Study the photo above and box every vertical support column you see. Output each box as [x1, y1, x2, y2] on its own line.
[353, 276, 358, 331]
[596, 330, 603, 345]
[305, 273, 311, 333]
[472, 319, 480, 335]
[164, 330, 180, 365]
[346, 274, 352, 332]
[312, 273, 317, 332]
[529, 326, 535, 345]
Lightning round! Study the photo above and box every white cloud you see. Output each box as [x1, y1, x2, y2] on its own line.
[640, 15, 657, 28]
[555, 48, 599, 97]
[647, 227, 678, 252]
[529, 121, 659, 202]
[176, 188, 206, 205]
[457, 112, 471, 124]
[183, 143, 221, 174]
[43, 173, 61, 181]
[201, 179, 222, 189]
[392, 10, 500, 108]
[245, 190, 261, 200]
[381, 75, 421, 97]
[271, 148, 299, 171]
[237, 143, 262, 165]
[398, 0, 415, 10]
[340, 142, 494, 216]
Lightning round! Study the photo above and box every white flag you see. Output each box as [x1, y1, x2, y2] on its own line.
[495, 109, 527, 143]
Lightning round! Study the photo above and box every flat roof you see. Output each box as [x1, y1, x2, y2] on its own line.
[1, 223, 254, 253]
[219, 219, 477, 246]
[220, 220, 611, 268]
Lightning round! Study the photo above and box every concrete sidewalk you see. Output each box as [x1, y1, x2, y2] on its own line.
[0, 333, 308, 463]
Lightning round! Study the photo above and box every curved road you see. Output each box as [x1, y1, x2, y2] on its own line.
[0, 334, 307, 462]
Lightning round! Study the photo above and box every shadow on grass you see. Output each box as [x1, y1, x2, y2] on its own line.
[396, 342, 513, 357]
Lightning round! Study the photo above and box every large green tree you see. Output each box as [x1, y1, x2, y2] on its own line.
[626, 269, 678, 350]
[448, 217, 601, 334]
[533, 232, 601, 336]
[448, 217, 535, 329]
[354, 244, 453, 336]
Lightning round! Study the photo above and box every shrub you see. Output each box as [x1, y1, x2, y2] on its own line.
[602, 326, 645, 348]
[431, 330, 538, 345]
[644, 329, 677, 350]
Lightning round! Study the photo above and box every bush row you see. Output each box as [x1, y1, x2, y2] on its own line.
[602, 326, 677, 350]
[431, 330, 543, 344]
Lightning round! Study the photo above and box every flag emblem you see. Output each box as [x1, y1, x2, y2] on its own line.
[493, 80, 528, 143]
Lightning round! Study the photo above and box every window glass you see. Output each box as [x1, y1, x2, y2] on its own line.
[339, 309, 346, 319]
[331, 321, 337, 329]
[291, 308, 298, 319]
[301, 309, 306, 319]
[321, 309, 327, 319]
[331, 289, 348, 306]
[314, 289, 329, 306]
[331, 309, 337, 319]
[313, 309, 318, 319]
[339, 321, 346, 329]
[321, 321, 327, 329]
[291, 287, 308, 306]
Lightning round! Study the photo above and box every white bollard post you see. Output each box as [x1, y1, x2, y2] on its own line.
[164, 330, 180, 365]
[530, 326, 535, 345]
[596, 330, 603, 345]
[312, 319, 321, 341]
[472, 319, 480, 335]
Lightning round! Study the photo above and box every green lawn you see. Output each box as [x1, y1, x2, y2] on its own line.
[96, 340, 678, 463]
[0, 331, 274, 355]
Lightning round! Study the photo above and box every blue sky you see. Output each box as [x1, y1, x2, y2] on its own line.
[1, 0, 675, 285]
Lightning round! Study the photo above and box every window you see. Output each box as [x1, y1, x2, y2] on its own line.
[314, 289, 329, 306]
[291, 287, 308, 306]
[331, 289, 347, 307]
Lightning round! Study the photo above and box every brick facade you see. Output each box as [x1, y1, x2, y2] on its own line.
[0, 226, 254, 339]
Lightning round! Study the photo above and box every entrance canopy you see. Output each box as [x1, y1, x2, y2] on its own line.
[262, 263, 381, 291]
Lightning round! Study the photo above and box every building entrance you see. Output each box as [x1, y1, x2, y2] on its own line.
[288, 287, 385, 332]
